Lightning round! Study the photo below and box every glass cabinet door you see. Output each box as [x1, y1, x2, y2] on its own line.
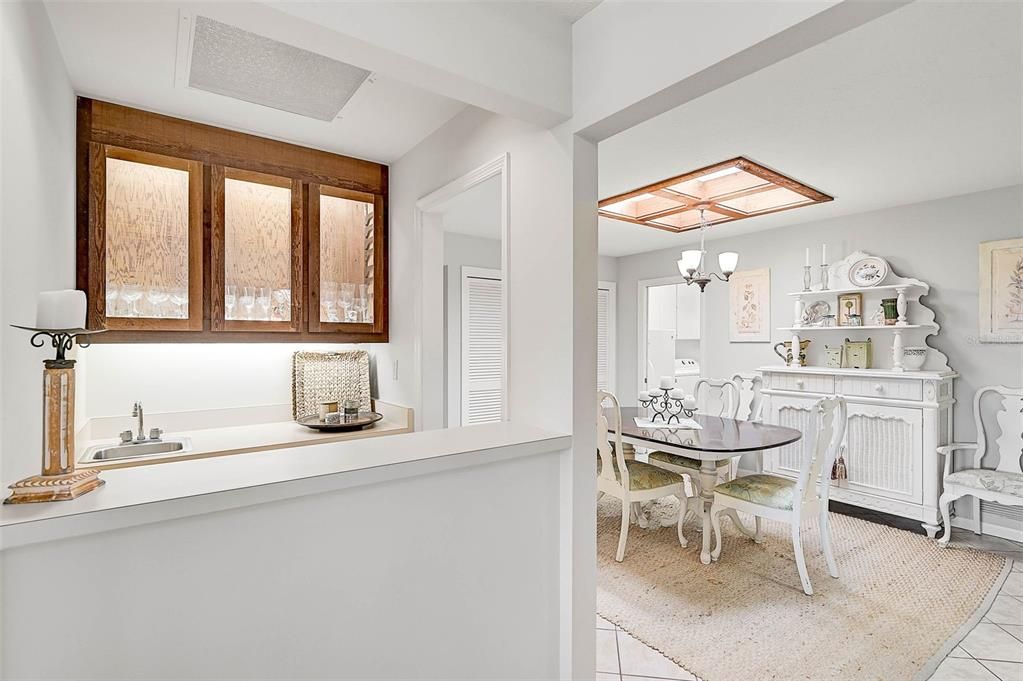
[211, 167, 301, 332]
[94, 145, 203, 331]
[309, 184, 383, 334]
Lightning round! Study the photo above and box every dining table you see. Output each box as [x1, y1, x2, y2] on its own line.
[607, 407, 802, 564]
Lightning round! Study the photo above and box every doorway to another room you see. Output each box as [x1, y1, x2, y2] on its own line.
[637, 277, 702, 399]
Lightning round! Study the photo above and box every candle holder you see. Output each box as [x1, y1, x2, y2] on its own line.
[5, 326, 105, 504]
[820, 263, 830, 291]
[803, 265, 812, 292]
[638, 388, 697, 425]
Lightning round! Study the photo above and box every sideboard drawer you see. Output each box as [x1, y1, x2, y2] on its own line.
[839, 376, 923, 401]
[772, 373, 835, 394]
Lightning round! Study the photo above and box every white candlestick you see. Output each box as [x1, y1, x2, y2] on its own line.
[805, 247, 810, 266]
[659, 376, 673, 389]
[36, 290, 86, 329]
[822, 244, 827, 264]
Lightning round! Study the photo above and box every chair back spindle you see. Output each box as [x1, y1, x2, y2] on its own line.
[971, 385, 1023, 475]
[597, 391, 630, 490]
[694, 378, 740, 419]
[795, 396, 847, 510]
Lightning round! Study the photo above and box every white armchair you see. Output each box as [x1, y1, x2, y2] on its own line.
[938, 385, 1023, 545]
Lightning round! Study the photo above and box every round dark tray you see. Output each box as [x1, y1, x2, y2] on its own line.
[296, 412, 383, 432]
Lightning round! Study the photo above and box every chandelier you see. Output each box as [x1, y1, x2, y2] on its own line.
[676, 207, 738, 292]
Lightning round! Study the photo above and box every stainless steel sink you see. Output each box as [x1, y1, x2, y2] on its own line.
[84, 437, 191, 462]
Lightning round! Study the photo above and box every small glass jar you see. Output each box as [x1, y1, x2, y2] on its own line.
[343, 399, 361, 421]
[318, 401, 339, 421]
[821, 314, 836, 327]
[847, 314, 863, 327]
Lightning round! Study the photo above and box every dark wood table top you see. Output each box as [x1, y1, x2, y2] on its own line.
[607, 407, 802, 457]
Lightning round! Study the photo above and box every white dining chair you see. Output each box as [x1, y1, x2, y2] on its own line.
[647, 378, 741, 500]
[731, 373, 765, 477]
[598, 390, 690, 562]
[938, 385, 1023, 546]
[710, 395, 847, 596]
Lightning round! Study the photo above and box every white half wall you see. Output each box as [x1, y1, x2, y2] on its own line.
[2, 439, 566, 680]
[0, 2, 76, 485]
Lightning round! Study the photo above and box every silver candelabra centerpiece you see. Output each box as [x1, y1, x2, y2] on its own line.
[638, 387, 697, 425]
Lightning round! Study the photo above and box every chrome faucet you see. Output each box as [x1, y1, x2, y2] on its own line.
[132, 401, 145, 441]
[125, 402, 163, 443]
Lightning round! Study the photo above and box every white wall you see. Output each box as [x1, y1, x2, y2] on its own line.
[386, 107, 578, 432]
[444, 233, 502, 427]
[0, 2, 77, 485]
[81, 343, 373, 419]
[616, 186, 1023, 411]
[387, 106, 596, 676]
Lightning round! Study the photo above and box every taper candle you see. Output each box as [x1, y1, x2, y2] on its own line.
[36, 290, 86, 330]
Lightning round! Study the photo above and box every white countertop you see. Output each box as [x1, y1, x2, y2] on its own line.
[0, 422, 570, 551]
[78, 417, 411, 469]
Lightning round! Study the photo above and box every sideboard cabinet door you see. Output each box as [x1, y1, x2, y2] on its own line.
[88, 144, 203, 332]
[842, 403, 923, 504]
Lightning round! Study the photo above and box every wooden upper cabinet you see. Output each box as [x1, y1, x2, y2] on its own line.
[308, 184, 387, 337]
[77, 98, 388, 342]
[211, 167, 303, 333]
[88, 145, 204, 332]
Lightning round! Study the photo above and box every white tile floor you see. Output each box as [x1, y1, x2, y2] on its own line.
[597, 527, 1022, 681]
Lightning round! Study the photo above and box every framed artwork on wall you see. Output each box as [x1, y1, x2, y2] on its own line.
[980, 237, 1023, 343]
[729, 267, 770, 342]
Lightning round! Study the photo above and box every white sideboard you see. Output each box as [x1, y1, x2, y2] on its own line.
[758, 252, 957, 537]
[760, 366, 956, 536]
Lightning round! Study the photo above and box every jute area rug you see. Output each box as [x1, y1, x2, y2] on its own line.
[597, 496, 1009, 681]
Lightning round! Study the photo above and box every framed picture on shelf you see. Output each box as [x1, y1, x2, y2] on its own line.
[979, 237, 1023, 343]
[729, 268, 770, 342]
[837, 292, 863, 326]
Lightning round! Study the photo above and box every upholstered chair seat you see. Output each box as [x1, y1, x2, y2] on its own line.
[714, 473, 796, 511]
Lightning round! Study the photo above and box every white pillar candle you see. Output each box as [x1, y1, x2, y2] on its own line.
[36, 290, 86, 329]
[658, 376, 673, 389]
[668, 388, 684, 399]
[822, 244, 827, 264]
[638, 391, 650, 401]
[805, 247, 810, 266]
[682, 395, 697, 410]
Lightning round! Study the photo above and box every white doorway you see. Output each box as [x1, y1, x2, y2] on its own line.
[637, 276, 702, 398]
[416, 155, 509, 430]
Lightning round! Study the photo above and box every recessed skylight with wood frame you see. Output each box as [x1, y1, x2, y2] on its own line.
[598, 157, 832, 233]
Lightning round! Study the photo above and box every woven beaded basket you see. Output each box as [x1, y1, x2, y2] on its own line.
[291, 350, 371, 420]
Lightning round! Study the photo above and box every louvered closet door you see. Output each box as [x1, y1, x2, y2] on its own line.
[597, 286, 615, 392]
[461, 268, 504, 425]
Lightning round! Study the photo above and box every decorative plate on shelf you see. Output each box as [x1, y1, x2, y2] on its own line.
[849, 257, 889, 287]
[296, 412, 383, 432]
[801, 300, 831, 326]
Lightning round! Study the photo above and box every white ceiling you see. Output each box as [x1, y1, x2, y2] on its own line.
[436, 175, 503, 240]
[44, 1, 467, 164]
[598, 1, 1022, 257]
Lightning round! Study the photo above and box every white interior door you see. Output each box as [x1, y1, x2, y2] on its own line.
[461, 267, 504, 425]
